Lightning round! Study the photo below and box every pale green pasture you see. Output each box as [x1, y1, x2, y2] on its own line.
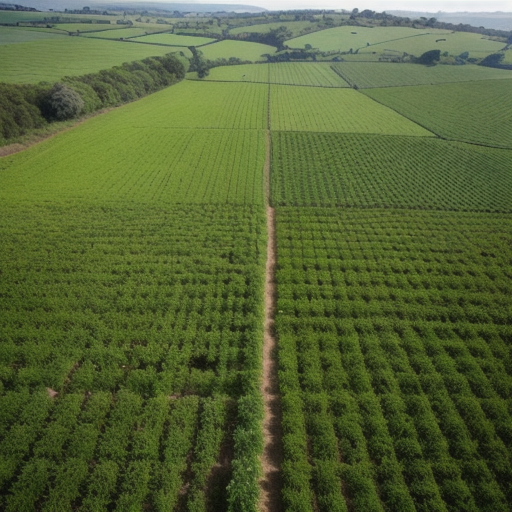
[229, 21, 312, 37]
[81, 27, 156, 39]
[287, 26, 446, 52]
[49, 23, 117, 32]
[0, 127, 265, 205]
[199, 40, 275, 61]
[133, 33, 215, 46]
[0, 38, 183, 83]
[370, 31, 506, 58]
[270, 85, 433, 136]
[194, 62, 348, 87]
[102, 80, 268, 130]
[333, 62, 512, 88]
[0, 26, 64, 44]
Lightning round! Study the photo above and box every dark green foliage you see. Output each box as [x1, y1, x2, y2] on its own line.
[415, 49, 441, 65]
[0, 83, 48, 142]
[43, 83, 84, 121]
[0, 53, 185, 145]
[275, 207, 512, 512]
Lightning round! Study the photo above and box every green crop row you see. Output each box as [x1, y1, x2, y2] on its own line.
[271, 132, 512, 212]
[363, 79, 512, 149]
[274, 206, 512, 512]
[330, 62, 512, 89]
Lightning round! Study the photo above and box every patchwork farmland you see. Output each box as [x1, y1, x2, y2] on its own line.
[0, 11, 511, 512]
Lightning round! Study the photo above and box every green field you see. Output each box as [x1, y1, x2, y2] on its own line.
[47, 23, 118, 32]
[364, 79, 512, 148]
[198, 39, 275, 61]
[270, 85, 433, 135]
[288, 26, 444, 52]
[132, 33, 215, 46]
[275, 206, 512, 512]
[368, 31, 506, 59]
[331, 61, 512, 88]
[1, 15, 512, 512]
[0, 26, 65, 44]
[271, 132, 512, 211]
[0, 38, 184, 83]
[229, 20, 313, 37]
[195, 62, 349, 87]
[81, 27, 160, 39]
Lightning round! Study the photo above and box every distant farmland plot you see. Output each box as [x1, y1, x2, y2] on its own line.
[47, 23, 119, 33]
[81, 27, 152, 38]
[196, 62, 349, 87]
[0, 38, 182, 83]
[271, 132, 512, 211]
[229, 20, 312, 37]
[364, 79, 512, 148]
[368, 30, 506, 58]
[270, 85, 432, 135]
[287, 25, 442, 52]
[276, 205, 512, 512]
[331, 61, 512, 89]
[0, 26, 65, 44]
[198, 39, 275, 61]
[132, 33, 215, 46]
[105, 80, 267, 129]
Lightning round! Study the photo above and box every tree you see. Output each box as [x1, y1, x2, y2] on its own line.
[44, 83, 84, 120]
[415, 49, 441, 66]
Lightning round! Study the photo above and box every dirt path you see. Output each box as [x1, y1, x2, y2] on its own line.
[259, 125, 284, 512]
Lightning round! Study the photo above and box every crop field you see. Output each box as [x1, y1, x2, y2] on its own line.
[102, 80, 267, 130]
[195, 62, 349, 87]
[364, 79, 512, 148]
[368, 31, 506, 59]
[0, 38, 181, 83]
[0, 202, 265, 512]
[229, 20, 313, 37]
[81, 27, 162, 39]
[270, 85, 433, 135]
[275, 206, 512, 512]
[331, 62, 512, 88]
[198, 40, 275, 61]
[132, 33, 215, 46]
[271, 132, 512, 211]
[287, 26, 446, 52]
[0, 26, 65, 44]
[0, 127, 265, 205]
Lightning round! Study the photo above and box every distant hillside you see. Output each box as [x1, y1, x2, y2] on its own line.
[12, 0, 266, 12]
[388, 10, 512, 31]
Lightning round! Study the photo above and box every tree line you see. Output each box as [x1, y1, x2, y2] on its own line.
[0, 53, 185, 145]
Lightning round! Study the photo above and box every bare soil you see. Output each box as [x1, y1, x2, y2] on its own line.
[259, 129, 284, 511]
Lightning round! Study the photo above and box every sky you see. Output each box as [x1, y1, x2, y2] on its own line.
[240, 0, 512, 11]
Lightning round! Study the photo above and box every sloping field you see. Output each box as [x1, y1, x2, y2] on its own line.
[275, 206, 512, 512]
[368, 30, 506, 59]
[0, 26, 65, 44]
[287, 25, 445, 52]
[81, 27, 157, 39]
[103, 80, 267, 129]
[331, 61, 512, 89]
[229, 20, 312, 37]
[364, 79, 512, 148]
[270, 85, 432, 135]
[271, 132, 512, 211]
[198, 39, 275, 61]
[0, 38, 182, 83]
[132, 33, 215, 46]
[196, 62, 349, 87]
